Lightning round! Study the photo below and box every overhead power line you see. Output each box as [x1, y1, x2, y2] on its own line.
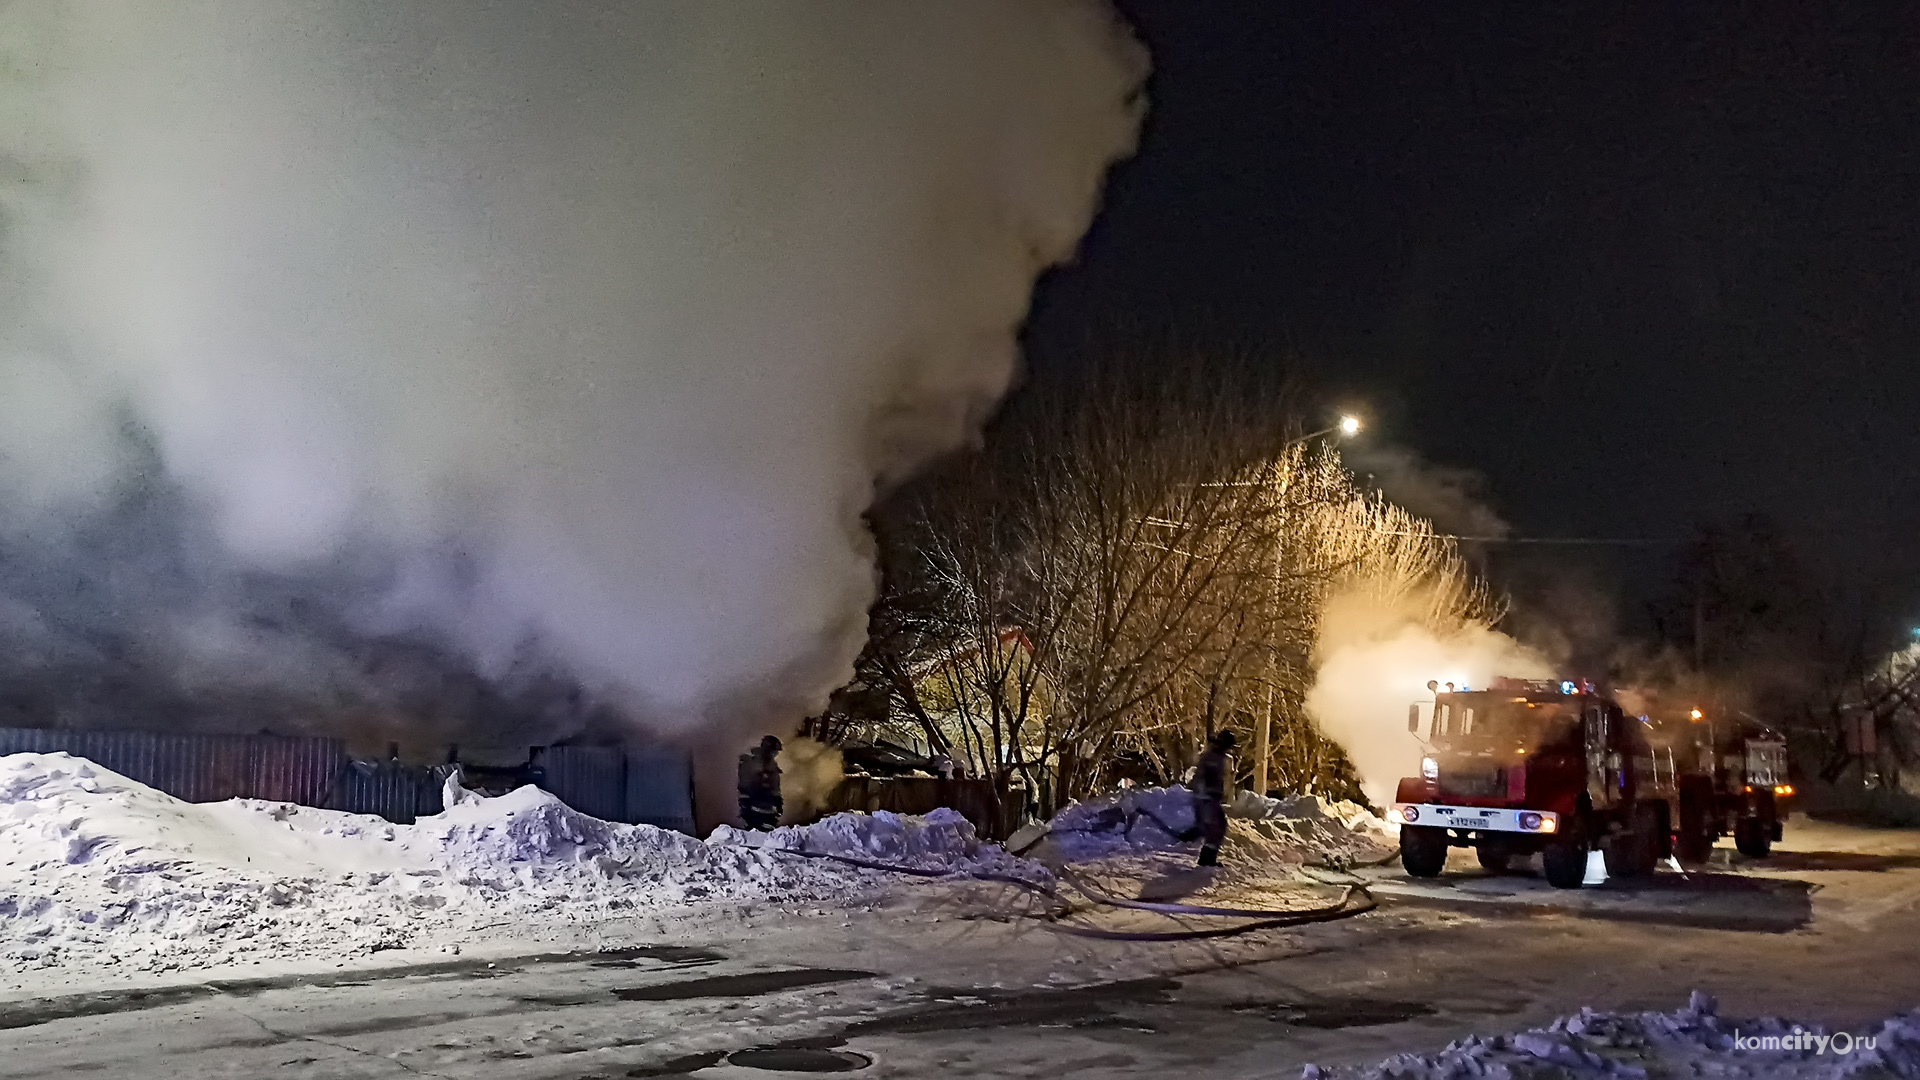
[1379, 532, 1681, 546]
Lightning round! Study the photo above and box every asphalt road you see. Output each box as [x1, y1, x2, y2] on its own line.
[1, 815, 1915, 1079]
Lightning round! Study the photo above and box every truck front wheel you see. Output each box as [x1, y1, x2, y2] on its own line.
[1400, 825, 1449, 877]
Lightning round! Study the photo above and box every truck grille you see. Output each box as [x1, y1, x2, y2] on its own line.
[1438, 768, 1504, 799]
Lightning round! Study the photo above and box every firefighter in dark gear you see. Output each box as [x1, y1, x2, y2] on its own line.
[738, 735, 784, 831]
[1193, 730, 1235, 866]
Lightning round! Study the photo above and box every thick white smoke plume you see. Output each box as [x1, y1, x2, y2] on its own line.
[1305, 592, 1552, 807]
[0, 4, 1144, 751]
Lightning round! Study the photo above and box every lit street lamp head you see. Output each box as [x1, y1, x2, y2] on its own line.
[1339, 415, 1362, 436]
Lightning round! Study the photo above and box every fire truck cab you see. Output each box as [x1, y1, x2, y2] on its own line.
[1389, 678, 1679, 888]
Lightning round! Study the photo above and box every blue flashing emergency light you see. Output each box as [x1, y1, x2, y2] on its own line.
[1560, 680, 1577, 695]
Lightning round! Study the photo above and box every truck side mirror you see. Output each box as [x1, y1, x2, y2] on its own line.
[1408, 704, 1421, 733]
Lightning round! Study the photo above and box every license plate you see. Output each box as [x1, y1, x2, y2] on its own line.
[1398, 804, 1550, 834]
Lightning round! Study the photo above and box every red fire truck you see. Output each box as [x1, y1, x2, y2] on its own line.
[1389, 678, 1791, 887]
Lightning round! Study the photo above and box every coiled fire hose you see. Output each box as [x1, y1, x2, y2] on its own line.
[1049, 864, 1375, 940]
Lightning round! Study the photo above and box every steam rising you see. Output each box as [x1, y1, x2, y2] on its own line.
[0, 4, 1144, 749]
[1306, 592, 1550, 807]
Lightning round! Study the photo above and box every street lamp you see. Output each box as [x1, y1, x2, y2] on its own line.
[1339, 415, 1362, 437]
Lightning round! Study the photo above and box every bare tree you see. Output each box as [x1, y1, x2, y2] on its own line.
[867, 351, 1502, 813]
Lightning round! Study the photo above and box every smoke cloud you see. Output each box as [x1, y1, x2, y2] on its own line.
[1305, 591, 1551, 807]
[0, 3, 1146, 758]
[1344, 443, 1509, 542]
[774, 735, 848, 826]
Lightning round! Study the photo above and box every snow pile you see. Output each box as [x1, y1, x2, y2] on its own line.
[1039, 785, 1393, 867]
[1306, 992, 1920, 1080]
[1226, 790, 1396, 868]
[1047, 785, 1197, 856]
[722, 808, 1047, 883]
[1230, 790, 1387, 833]
[0, 753, 1034, 974]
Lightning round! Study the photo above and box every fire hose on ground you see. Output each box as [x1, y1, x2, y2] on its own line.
[769, 842, 1377, 943]
[1017, 801, 1398, 866]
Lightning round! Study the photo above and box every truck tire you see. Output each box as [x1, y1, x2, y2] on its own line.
[1541, 834, 1586, 889]
[1476, 845, 1512, 873]
[1735, 817, 1772, 858]
[1399, 825, 1448, 878]
[1603, 826, 1643, 878]
[1605, 806, 1660, 878]
[1676, 789, 1714, 864]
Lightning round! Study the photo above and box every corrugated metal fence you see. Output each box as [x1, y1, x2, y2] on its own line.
[532, 745, 627, 822]
[333, 759, 446, 824]
[0, 728, 696, 833]
[624, 745, 696, 834]
[529, 744, 696, 833]
[0, 728, 343, 806]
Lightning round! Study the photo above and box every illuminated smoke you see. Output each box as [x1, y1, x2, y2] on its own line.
[772, 736, 849, 826]
[1305, 591, 1551, 807]
[0, 3, 1145, 764]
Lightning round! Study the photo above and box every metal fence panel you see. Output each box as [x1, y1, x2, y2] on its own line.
[533, 745, 628, 823]
[0, 728, 64, 756]
[252, 735, 345, 806]
[625, 745, 695, 833]
[0, 728, 347, 808]
[329, 760, 443, 824]
[202, 735, 254, 802]
[0, 728, 701, 832]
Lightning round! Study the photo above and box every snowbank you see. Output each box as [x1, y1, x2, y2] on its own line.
[1307, 992, 1920, 1080]
[0, 753, 1032, 975]
[1225, 790, 1396, 867]
[718, 807, 1047, 882]
[1038, 784, 1393, 866]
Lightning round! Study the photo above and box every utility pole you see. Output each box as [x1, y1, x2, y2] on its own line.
[1254, 681, 1272, 797]
[1693, 589, 1705, 672]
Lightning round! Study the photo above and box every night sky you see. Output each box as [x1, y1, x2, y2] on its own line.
[1029, 3, 1920, 632]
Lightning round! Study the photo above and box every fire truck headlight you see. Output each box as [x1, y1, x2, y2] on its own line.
[1390, 805, 1418, 824]
[1518, 812, 1542, 831]
[1421, 756, 1439, 781]
[1775, 784, 1794, 796]
[1537, 816, 1557, 833]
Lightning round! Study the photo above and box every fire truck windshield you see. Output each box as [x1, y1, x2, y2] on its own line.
[1432, 696, 1580, 749]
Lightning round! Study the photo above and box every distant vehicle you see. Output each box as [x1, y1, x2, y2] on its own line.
[1662, 705, 1790, 862]
[1387, 678, 1791, 889]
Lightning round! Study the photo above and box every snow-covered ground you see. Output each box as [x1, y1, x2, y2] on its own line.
[1312, 992, 1920, 1080]
[1, 769, 1918, 1079]
[1009, 784, 1397, 927]
[10, 754, 1920, 1080]
[0, 752, 1032, 977]
[1, 756, 1382, 983]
